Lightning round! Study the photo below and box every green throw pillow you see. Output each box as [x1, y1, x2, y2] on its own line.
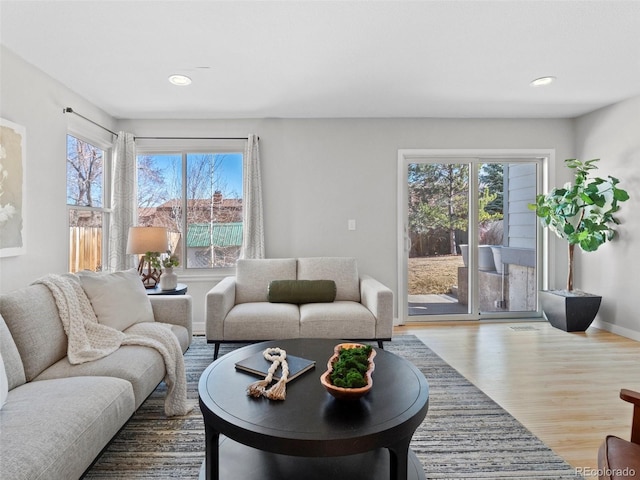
[268, 280, 337, 304]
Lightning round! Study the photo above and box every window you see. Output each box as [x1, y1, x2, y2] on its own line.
[136, 149, 243, 269]
[66, 134, 110, 272]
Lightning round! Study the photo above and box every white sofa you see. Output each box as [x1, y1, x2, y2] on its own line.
[205, 257, 393, 359]
[0, 270, 192, 480]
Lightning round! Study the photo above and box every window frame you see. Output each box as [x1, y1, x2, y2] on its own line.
[135, 139, 245, 273]
[397, 148, 553, 324]
[66, 128, 113, 273]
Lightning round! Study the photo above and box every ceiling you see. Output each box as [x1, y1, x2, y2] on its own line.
[2, 1, 640, 120]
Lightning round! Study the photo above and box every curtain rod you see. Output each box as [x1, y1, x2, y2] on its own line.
[63, 107, 118, 136]
[134, 136, 250, 140]
[63, 107, 255, 141]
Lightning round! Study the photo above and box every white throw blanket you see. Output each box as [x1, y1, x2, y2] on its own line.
[34, 274, 191, 417]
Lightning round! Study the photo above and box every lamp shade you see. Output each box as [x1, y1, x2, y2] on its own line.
[126, 227, 168, 254]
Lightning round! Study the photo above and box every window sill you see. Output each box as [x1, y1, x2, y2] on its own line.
[174, 268, 235, 283]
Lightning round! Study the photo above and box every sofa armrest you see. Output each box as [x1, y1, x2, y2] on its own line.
[360, 274, 394, 340]
[149, 295, 193, 338]
[205, 276, 236, 341]
[621, 389, 640, 443]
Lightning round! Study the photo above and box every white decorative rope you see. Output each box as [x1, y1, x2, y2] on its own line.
[246, 347, 289, 400]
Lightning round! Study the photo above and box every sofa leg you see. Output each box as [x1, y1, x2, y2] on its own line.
[213, 342, 220, 361]
[377, 340, 384, 350]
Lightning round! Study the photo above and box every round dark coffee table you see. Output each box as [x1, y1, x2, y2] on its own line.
[198, 339, 429, 480]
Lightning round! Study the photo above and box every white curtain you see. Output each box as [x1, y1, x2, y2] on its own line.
[108, 132, 137, 271]
[241, 134, 265, 259]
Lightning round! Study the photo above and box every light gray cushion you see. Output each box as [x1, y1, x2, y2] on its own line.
[149, 295, 193, 340]
[0, 285, 68, 381]
[297, 257, 361, 302]
[235, 258, 297, 304]
[35, 344, 165, 409]
[78, 269, 155, 331]
[0, 376, 135, 480]
[0, 313, 26, 390]
[299, 301, 376, 338]
[0, 351, 7, 409]
[166, 324, 190, 353]
[360, 274, 394, 339]
[224, 302, 300, 340]
[205, 276, 236, 341]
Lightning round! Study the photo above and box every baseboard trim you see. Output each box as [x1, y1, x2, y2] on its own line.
[193, 321, 205, 336]
[593, 319, 640, 342]
[194, 318, 640, 341]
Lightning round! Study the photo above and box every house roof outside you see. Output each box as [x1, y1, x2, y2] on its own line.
[187, 222, 243, 248]
[157, 198, 242, 210]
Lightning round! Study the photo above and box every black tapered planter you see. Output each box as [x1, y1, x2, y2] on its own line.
[539, 290, 602, 332]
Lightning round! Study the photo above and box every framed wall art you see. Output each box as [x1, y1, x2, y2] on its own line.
[0, 118, 26, 257]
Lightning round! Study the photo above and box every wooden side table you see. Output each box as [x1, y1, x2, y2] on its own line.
[145, 283, 188, 295]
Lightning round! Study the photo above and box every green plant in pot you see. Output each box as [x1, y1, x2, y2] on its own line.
[529, 158, 630, 331]
[148, 251, 180, 270]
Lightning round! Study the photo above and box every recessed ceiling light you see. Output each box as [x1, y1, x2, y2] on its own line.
[168, 74, 192, 86]
[530, 76, 556, 87]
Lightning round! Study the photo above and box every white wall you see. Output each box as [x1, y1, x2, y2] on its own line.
[0, 46, 117, 291]
[2, 46, 580, 336]
[574, 95, 640, 339]
[121, 118, 575, 332]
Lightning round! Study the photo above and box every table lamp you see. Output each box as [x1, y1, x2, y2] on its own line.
[126, 226, 169, 288]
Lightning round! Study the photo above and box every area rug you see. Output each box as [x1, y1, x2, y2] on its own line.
[83, 335, 582, 479]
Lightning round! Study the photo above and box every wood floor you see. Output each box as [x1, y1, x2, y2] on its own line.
[396, 321, 640, 473]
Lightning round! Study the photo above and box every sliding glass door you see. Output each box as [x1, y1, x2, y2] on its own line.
[405, 160, 471, 316]
[398, 150, 547, 323]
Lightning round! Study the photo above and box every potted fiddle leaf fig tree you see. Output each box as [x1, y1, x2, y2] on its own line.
[529, 158, 630, 331]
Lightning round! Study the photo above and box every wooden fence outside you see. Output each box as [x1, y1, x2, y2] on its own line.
[69, 227, 102, 273]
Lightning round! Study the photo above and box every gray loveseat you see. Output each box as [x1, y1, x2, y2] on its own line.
[0, 271, 192, 480]
[205, 257, 393, 359]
